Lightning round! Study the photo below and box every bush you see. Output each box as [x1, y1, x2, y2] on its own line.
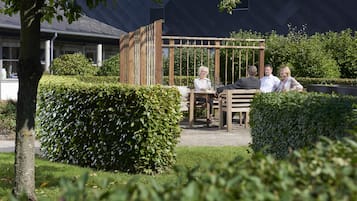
[318, 29, 357, 78]
[97, 54, 120, 76]
[0, 100, 16, 137]
[250, 92, 357, 158]
[59, 131, 357, 200]
[37, 76, 182, 174]
[51, 53, 98, 75]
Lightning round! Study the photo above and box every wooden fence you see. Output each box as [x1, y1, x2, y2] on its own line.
[119, 20, 265, 87]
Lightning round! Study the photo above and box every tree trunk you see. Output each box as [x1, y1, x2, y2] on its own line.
[14, 1, 43, 200]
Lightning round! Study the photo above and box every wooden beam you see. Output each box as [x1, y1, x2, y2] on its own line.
[154, 20, 163, 84]
[128, 32, 135, 84]
[140, 27, 147, 85]
[259, 41, 265, 78]
[169, 39, 175, 85]
[215, 40, 220, 85]
[119, 35, 128, 83]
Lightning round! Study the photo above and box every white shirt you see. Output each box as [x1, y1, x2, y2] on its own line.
[194, 78, 211, 91]
[260, 74, 280, 93]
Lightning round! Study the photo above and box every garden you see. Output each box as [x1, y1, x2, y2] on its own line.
[1, 28, 357, 200]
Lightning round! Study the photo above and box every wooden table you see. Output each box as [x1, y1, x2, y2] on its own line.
[189, 89, 216, 128]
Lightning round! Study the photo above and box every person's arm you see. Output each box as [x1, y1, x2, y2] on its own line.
[290, 77, 303, 91]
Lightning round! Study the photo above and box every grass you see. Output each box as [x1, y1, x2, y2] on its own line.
[0, 146, 250, 200]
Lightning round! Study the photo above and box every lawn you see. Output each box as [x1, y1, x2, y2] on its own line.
[0, 146, 250, 200]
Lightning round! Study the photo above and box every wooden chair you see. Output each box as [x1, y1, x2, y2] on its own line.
[219, 89, 260, 132]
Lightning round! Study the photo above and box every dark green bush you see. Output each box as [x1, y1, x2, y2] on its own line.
[37, 76, 182, 174]
[0, 100, 16, 137]
[250, 92, 357, 158]
[318, 29, 357, 78]
[97, 54, 120, 76]
[51, 53, 98, 75]
[59, 131, 357, 200]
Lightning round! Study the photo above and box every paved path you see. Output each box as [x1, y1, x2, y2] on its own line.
[0, 125, 251, 153]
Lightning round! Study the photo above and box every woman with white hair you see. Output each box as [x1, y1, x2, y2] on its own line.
[194, 65, 212, 91]
[275, 66, 303, 92]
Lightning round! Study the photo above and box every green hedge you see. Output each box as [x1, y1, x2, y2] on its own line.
[51, 53, 98, 76]
[37, 76, 182, 174]
[0, 100, 16, 137]
[296, 77, 357, 87]
[250, 92, 357, 158]
[59, 132, 357, 201]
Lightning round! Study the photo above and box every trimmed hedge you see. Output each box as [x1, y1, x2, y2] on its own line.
[250, 92, 357, 158]
[51, 53, 98, 76]
[37, 76, 182, 174]
[59, 132, 357, 201]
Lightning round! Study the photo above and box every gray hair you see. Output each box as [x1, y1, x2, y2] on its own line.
[248, 65, 257, 76]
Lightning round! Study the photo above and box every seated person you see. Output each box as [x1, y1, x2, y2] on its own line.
[275, 66, 303, 92]
[194, 65, 211, 91]
[216, 65, 261, 126]
[216, 65, 261, 94]
[194, 65, 213, 121]
[260, 64, 280, 93]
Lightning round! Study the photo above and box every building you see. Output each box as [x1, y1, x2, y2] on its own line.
[0, 2, 125, 79]
[78, 0, 357, 37]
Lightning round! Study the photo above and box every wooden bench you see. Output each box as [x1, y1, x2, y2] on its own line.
[219, 89, 260, 132]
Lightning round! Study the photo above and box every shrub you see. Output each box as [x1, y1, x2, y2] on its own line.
[97, 54, 120, 76]
[0, 100, 16, 137]
[51, 53, 98, 75]
[37, 76, 182, 174]
[318, 29, 357, 78]
[250, 92, 357, 158]
[59, 131, 357, 200]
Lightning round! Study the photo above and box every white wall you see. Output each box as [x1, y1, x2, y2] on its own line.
[0, 79, 18, 100]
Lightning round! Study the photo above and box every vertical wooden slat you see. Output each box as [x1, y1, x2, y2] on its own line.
[214, 40, 220, 86]
[259, 41, 265, 78]
[128, 32, 135, 84]
[186, 40, 189, 86]
[193, 40, 197, 78]
[169, 39, 175, 85]
[154, 20, 162, 84]
[245, 49, 249, 77]
[179, 40, 183, 85]
[140, 27, 147, 85]
[225, 48, 228, 84]
[119, 35, 127, 83]
[232, 49, 235, 83]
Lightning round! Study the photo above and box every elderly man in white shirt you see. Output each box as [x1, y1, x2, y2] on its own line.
[260, 64, 280, 93]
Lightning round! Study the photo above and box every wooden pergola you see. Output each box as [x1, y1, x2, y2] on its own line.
[119, 20, 265, 86]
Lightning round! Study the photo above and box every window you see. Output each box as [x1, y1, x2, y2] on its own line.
[2, 47, 19, 78]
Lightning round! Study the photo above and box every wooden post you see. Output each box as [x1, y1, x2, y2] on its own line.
[259, 41, 265, 78]
[214, 40, 220, 86]
[128, 32, 135, 84]
[154, 20, 163, 84]
[119, 35, 128, 83]
[169, 39, 175, 85]
[140, 27, 147, 85]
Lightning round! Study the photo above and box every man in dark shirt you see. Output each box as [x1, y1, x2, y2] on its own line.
[216, 65, 261, 126]
[217, 65, 261, 94]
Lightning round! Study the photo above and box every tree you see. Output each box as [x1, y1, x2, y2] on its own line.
[0, 0, 239, 199]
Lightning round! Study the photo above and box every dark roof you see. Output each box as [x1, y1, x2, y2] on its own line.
[77, 0, 357, 37]
[0, 2, 126, 41]
[76, 0, 167, 33]
[164, 0, 357, 36]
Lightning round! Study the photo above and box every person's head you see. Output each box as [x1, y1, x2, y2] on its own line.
[264, 64, 273, 76]
[198, 66, 209, 79]
[279, 66, 291, 81]
[247, 65, 258, 77]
